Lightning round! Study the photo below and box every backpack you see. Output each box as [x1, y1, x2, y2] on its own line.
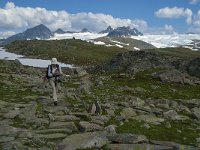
[46, 64, 60, 79]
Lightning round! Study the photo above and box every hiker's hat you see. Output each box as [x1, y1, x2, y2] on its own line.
[51, 58, 58, 65]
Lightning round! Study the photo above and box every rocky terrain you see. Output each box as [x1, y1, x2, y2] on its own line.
[0, 49, 200, 149]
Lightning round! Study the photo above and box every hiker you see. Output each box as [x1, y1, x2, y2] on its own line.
[47, 58, 63, 106]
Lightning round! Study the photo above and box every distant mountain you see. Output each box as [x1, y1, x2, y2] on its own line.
[81, 28, 89, 33]
[99, 26, 114, 34]
[0, 39, 5, 45]
[3, 24, 53, 45]
[54, 28, 66, 34]
[107, 26, 143, 37]
[186, 32, 196, 34]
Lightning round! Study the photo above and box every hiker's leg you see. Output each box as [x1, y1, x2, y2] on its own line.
[49, 78, 57, 102]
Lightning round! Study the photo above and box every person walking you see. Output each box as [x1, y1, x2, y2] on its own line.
[46, 58, 62, 106]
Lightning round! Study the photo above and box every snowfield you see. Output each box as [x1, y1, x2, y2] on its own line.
[50, 32, 200, 51]
[0, 48, 74, 68]
[131, 34, 200, 49]
[50, 32, 108, 41]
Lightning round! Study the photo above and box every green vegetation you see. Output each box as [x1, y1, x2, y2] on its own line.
[92, 69, 200, 100]
[117, 119, 200, 146]
[0, 75, 39, 103]
[147, 47, 200, 59]
[4, 39, 126, 65]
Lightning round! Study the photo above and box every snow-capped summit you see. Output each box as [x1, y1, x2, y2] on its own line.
[107, 26, 143, 37]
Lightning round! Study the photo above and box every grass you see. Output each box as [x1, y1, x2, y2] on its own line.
[92, 69, 200, 100]
[116, 119, 200, 146]
[0, 78, 39, 103]
[4, 39, 127, 66]
[147, 47, 200, 59]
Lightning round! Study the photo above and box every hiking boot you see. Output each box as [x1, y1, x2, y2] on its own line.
[54, 101, 58, 106]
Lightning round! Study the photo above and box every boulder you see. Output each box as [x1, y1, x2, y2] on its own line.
[3, 110, 20, 119]
[132, 115, 165, 125]
[79, 121, 103, 132]
[57, 131, 108, 150]
[120, 107, 137, 120]
[49, 122, 78, 132]
[36, 133, 67, 140]
[187, 58, 200, 78]
[191, 107, 200, 120]
[163, 110, 178, 119]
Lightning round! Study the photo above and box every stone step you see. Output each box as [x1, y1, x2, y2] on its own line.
[49, 122, 78, 132]
[35, 128, 72, 134]
[49, 114, 80, 122]
[36, 133, 67, 140]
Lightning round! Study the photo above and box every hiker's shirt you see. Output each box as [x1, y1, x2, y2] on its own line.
[48, 65, 62, 79]
[52, 67, 58, 75]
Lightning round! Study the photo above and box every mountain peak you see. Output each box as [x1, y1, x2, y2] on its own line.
[81, 28, 89, 33]
[107, 26, 143, 37]
[2, 24, 53, 45]
[54, 28, 66, 34]
[99, 26, 114, 34]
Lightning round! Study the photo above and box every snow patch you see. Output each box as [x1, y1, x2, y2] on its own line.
[134, 47, 140, 51]
[131, 34, 200, 49]
[111, 40, 129, 46]
[0, 48, 74, 68]
[93, 41, 106, 45]
[115, 44, 123, 48]
[51, 32, 107, 41]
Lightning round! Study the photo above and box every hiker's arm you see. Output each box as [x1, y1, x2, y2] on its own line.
[59, 66, 71, 77]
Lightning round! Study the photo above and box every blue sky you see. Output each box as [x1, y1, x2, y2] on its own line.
[0, 0, 200, 38]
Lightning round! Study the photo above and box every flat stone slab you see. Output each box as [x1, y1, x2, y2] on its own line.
[57, 131, 108, 150]
[79, 121, 103, 132]
[0, 136, 15, 143]
[49, 122, 78, 132]
[36, 133, 67, 140]
[55, 115, 80, 121]
[4, 110, 20, 119]
[36, 128, 72, 134]
[132, 115, 165, 125]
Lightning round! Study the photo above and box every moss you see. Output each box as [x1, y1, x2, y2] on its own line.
[12, 117, 27, 128]
[105, 117, 120, 127]
[117, 119, 200, 146]
[147, 47, 200, 59]
[92, 69, 200, 100]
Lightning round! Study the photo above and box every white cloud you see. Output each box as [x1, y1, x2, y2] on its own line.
[188, 10, 200, 33]
[155, 7, 193, 24]
[0, 2, 71, 31]
[70, 12, 147, 32]
[0, 2, 147, 32]
[189, 0, 200, 4]
[144, 24, 175, 35]
[0, 31, 16, 39]
[164, 24, 174, 32]
[193, 10, 200, 26]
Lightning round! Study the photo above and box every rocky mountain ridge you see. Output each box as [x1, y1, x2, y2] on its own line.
[107, 26, 143, 37]
[1, 25, 144, 45]
[3, 24, 53, 45]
